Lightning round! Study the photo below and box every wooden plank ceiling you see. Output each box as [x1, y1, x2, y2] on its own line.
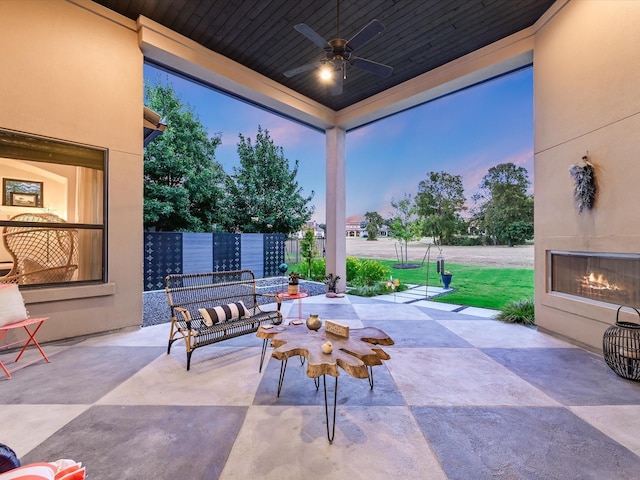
[93, 0, 555, 111]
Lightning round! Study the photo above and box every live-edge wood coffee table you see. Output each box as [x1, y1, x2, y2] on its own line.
[257, 323, 394, 443]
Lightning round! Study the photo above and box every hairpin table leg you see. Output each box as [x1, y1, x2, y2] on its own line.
[277, 358, 289, 397]
[322, 374, 338, 444]
[259, 339, 269, 372]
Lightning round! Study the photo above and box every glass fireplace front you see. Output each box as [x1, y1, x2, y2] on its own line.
[549, 251, 640, 308]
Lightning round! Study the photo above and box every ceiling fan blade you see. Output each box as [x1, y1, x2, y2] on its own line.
[331, 72, 343, 96]
[284, 61, 323, 78]
[345, 19, 385, 52]
[351, 57, 393, 77]
[294, 23, 330, 49]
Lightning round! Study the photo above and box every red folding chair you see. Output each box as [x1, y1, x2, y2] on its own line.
[0, 316, 50, 379]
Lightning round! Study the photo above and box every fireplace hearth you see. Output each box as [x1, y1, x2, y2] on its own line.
[549, 251, 640, 309]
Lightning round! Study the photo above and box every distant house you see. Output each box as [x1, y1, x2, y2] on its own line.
[345, 218, 388, 238]
[295, 221, 324, 238]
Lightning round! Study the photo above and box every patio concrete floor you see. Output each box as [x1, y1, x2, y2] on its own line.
[2, 294, 640, 479]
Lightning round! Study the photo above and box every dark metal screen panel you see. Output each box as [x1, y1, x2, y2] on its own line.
[144, 232, 182, 291]
[213, 233, 241, 272]
[263, 233, 286, 277]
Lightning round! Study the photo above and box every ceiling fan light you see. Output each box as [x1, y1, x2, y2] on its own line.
[319, 65, 333, 81]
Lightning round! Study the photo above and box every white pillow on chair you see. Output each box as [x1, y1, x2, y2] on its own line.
[0, 284, 28, 327]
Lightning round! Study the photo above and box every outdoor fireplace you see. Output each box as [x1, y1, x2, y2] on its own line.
[549, 251, 640, 309]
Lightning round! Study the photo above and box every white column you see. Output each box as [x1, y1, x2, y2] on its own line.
[325, 127, 346, 292]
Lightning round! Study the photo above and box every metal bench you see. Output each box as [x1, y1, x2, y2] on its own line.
[164, 270, 282, 370]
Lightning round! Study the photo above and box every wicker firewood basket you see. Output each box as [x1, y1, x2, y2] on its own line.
[603, 306, 640, 381]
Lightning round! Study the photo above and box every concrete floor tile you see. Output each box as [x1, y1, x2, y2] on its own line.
[221, 406, 447, 480]
[364, 293, 405, 303]
[74, 323, 169, 347]
[413, 406, 640, 480]
[298, 303, 358, 321]
[409, 300, 460, 311]
[1, 404, 91, 457]
[0, 344, 71, 379]
[484, 348, 640, 405]
[457, 306, 501, 318]
[353, 303, 432, 320]
[21, 405, 247, 480]
[569, 405, 640, 456]
[0, 346, 165, 404]
[254, 355, 403, 407]
[363, 320, 472, 348]
[97, 346, 265, 406]
[441, 319, 574, 348]
[387, 347, 559, 406]
[303, 294, 352, 304]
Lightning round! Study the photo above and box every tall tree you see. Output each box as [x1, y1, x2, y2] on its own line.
[362, 211, 385, 240]
[224, 126, 314, 234]
[415, 171, 466, 244]
[144, 80, 228, 232]
[388, 194, 423, 266]
[472, 163, 534, 246]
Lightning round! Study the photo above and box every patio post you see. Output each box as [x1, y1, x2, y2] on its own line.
[325, 127, 346, 293]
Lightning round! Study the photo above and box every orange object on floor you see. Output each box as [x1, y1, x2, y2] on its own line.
[0, 316, 50, 379]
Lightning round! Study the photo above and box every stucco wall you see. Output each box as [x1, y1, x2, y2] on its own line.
[0, 0, 143, 341]
[534, 0, 640, 351]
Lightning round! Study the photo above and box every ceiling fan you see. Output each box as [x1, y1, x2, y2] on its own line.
[284, 0, 393, 95]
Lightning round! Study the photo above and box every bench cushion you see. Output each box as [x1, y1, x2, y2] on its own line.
[199, 301, 249, 326]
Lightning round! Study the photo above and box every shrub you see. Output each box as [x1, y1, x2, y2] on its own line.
[496, 298, 535, 325]
[310, 258, 326, 281]
[348, 279, 408, 297]
[355, 259, 390, 286]
[346, 257, 360, 281]
[347, 283, 384, 297]
[448, 235, 484, 246]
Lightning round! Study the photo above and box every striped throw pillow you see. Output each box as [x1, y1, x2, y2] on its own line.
[199, 301, 249, 327]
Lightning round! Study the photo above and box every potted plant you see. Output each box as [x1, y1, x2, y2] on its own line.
[441, 270, 453, 289]
[325, 273, 341, 297]
[288, 272, 301, 295]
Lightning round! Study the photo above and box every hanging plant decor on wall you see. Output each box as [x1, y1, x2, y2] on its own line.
[569, 156, 596, 213]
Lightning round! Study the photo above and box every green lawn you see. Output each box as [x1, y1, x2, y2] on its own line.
[371, 260, 534, 310]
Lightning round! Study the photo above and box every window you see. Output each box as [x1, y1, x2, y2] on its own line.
[0, 129, 106, 286]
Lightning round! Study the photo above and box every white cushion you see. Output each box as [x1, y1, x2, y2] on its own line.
[0, 284, 28, 327]
[199, 301, 249, 327]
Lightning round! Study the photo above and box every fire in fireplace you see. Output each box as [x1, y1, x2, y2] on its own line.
[581, 272, 620, 291]
[549, 251, 640, 308]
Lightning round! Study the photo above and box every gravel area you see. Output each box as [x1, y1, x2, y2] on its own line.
[143, 278, 325, 327]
